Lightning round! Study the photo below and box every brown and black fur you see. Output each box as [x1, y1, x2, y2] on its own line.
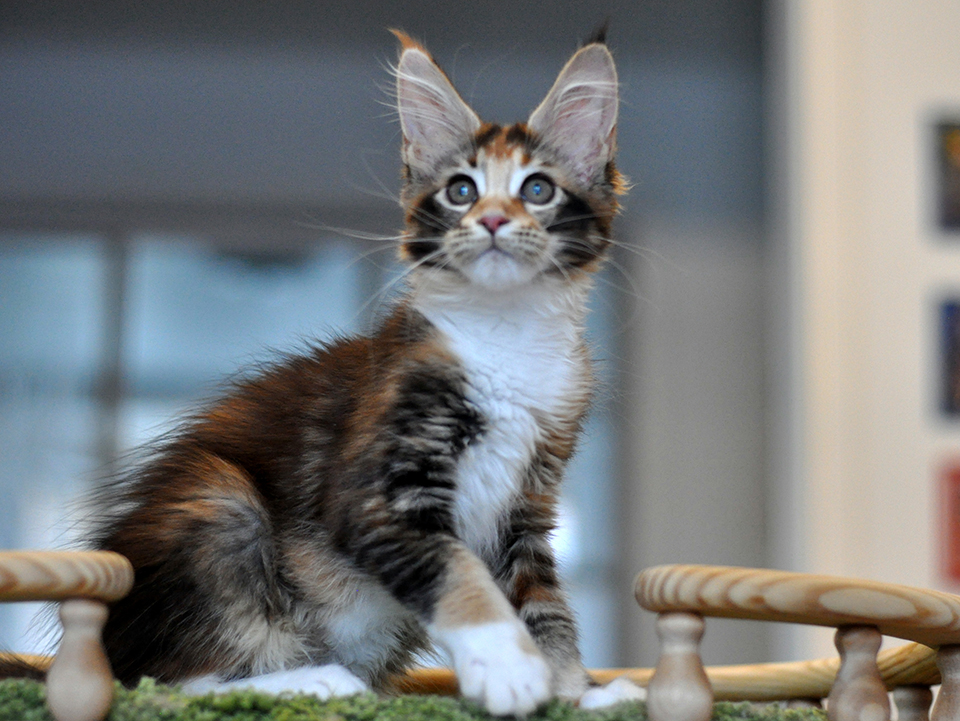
[94, 307, 480, 685]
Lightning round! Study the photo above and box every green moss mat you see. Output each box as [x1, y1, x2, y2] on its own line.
[0, 678, 828, 721]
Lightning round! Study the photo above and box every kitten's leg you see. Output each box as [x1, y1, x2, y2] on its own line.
[181, 664, 368, 699]
[496, 503, 591, 701]
[425, 547, 551, 717]
[98, 452, 292, 686]
[497, 501, 646, 708]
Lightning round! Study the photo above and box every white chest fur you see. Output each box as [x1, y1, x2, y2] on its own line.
[413, 281, 590, 556]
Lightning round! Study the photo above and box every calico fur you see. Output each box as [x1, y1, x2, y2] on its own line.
[85, 32, 629, 716]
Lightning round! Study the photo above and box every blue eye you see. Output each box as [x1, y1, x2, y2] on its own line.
[446, 176, 478, 205]
[521, 174, 555, 205]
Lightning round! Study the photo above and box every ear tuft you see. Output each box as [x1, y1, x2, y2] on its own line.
[390, 29, 427, 53]
[394, 36, 480, 176]
[527, 43, 619, 185]
[583, 20, 609, 47]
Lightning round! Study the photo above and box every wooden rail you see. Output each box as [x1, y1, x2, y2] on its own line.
[634, 565, 960, 721]
[5, 555, 960, 721]
[0, 551, 134, 721]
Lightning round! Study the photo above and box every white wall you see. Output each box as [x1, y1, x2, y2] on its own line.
[769, 0, 960, 660]
[618, 216, 769, 667]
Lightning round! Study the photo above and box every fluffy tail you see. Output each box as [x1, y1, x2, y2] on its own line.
[0, 652, 48, 681]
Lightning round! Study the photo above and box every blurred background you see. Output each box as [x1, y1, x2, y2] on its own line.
[1, 0, 958, 673]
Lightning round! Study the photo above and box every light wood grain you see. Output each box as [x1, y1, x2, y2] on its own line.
[0, 652, 53, 672]
[4, 646, 939, 704]
[637, 565, 960, 647]
[392, 643, 939, 702]
[599, 642, 937, 700]
[391, 667, 461, 695]
[875, 640, 941, 688]
[0, 551, 133, 603]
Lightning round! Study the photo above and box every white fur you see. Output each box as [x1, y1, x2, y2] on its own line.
[181, 664, 368, 698]
[219, 604, 308, 676]
[463, 245, 540, 288]
[430, 620, 551, 716]
[322, 578, 415, 674]
[413, 279, 589, 557]
[579, 677, 647, 709]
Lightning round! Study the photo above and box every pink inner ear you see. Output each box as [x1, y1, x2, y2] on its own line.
[557, 86, 608, 128]
[398, 81, 445, 142]
[527, 46, 618, 182]
[540, 89, 615, 182]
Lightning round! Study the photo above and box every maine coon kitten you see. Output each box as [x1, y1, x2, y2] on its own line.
[89, 32, 640, 716]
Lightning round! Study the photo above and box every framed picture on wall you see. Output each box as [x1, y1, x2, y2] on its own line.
[937, 122, 960, 230]
[941, 300, 960, 415]
[942, 463, 960, 584]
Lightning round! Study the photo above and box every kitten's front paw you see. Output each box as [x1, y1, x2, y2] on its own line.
[579, 677, 647, 710]
[181, 664, 369, 699]
[437, 621, 551, 716]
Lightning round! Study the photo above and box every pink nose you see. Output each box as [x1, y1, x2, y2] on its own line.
[479, 215, 509, 234]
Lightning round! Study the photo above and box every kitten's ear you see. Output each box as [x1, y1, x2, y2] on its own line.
[528, 43, 619, 184]
[393, 31, 481, 175]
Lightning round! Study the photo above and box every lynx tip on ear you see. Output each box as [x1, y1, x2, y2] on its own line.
[583, 20, 610, 47]
[389, 29, 429, 55]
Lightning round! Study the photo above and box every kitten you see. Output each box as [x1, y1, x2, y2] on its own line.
[89, 32, 640, 716]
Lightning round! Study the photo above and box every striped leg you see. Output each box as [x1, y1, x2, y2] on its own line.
[496, 498, 590, 700]
[497, 495, 646, 708]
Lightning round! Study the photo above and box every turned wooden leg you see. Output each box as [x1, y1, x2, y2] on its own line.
[647, 612, 713, 721]
[932, 645, 960, 721]
[827, 626, 890, 721]
[46, 599, 115, 721]
[893, 686, 933, 721]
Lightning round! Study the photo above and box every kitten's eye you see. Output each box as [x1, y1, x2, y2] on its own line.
[520, 174, 556, 205]
[446, 176, 478, 205]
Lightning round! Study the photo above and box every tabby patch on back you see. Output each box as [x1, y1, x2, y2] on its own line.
[75, 32, 642, 716]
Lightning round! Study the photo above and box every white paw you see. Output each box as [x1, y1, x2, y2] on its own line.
[579, 677, 647, 709]
[180, 664, 369, 699]
[433, 621, 552, 716]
